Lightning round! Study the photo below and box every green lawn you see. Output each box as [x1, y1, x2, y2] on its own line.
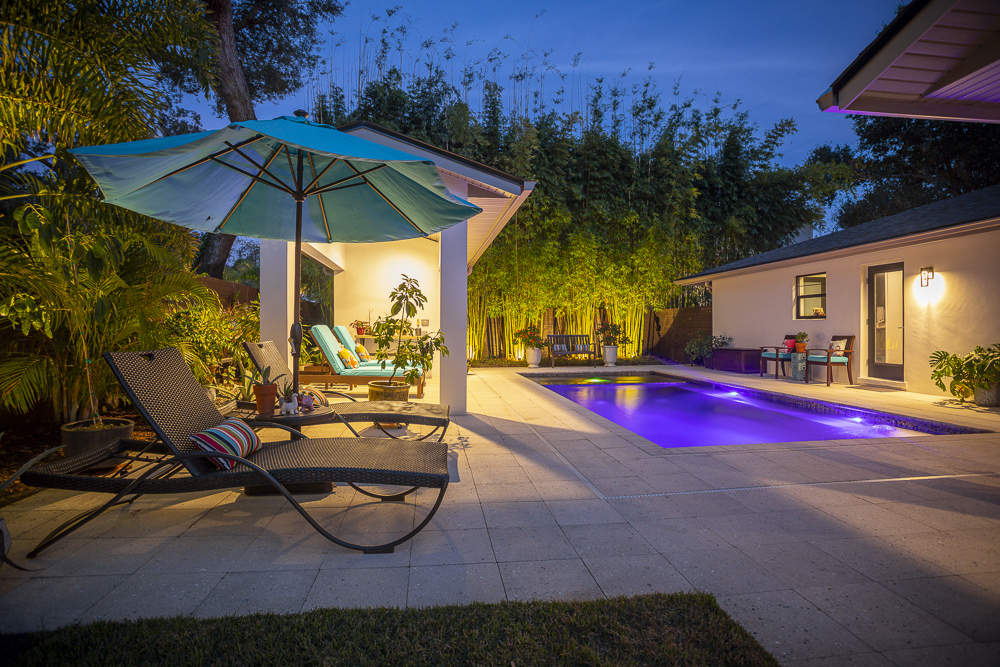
[2, 593, 777, 666]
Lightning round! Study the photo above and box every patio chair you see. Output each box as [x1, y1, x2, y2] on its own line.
[16, 348, 449, 557]
[331, 325, 387, 367]
[309, 325, 426, 399]
[760, 335, 797, 378]
[243, 341, 449, 441]
[805, 335, 856, 386]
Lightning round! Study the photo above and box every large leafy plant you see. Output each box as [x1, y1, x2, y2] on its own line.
[0, 205, 214, 422]
[595, 323, 633, 347]
[370, 275, 448, 385]
[929, 344, 1000, 402]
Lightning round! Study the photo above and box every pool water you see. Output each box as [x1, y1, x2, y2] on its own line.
[539, 377, 923, 448]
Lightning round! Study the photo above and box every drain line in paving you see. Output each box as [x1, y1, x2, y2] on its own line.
[603, 472, 996, 500]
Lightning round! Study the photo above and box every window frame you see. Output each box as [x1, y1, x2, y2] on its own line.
[795, 272, 827, 320]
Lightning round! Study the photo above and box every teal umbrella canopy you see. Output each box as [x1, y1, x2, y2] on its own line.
[70, 114, 482, 390]
[70, 115, 481, 243]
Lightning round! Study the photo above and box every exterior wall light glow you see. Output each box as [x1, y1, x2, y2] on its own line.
[920, 266, 934, 287]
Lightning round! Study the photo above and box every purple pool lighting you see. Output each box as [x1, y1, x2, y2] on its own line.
[542, 380, 917, 448]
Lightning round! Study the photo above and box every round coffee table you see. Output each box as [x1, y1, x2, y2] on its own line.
[243, 406, 339, 496]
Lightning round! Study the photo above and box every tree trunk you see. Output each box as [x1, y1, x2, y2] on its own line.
[196, 0, 257, 277]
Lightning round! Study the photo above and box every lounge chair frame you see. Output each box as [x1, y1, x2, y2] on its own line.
[18, 348, 449, 557]
[244, 341, 449, 442]
[309, 327, 426, 398]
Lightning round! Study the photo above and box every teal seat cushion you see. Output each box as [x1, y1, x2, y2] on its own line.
[311, 324, 347, 373]
[761, 351, 791, 360]
[807, 355, 849, 363]
[338, 365, 422, 378]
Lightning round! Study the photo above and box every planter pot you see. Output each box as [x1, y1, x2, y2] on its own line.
[355, 326, 366, 335]
[61, 418, 134, 459]
[974, 382, 1000, 407]
[368, 380, 410, 402]
[794, 343, 807, 353]
[253, 384, 277, 415]
[602, 345, 619, 367]
[525, 347, 543, 368]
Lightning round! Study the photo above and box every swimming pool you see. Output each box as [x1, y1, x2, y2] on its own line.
[535, 375, 937, 448]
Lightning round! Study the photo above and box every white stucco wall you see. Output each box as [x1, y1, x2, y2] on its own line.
[711, 228, 1000, 395]
[331, 238, 442, 341]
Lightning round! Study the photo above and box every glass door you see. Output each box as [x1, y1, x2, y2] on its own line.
[867, 263, 904, 381]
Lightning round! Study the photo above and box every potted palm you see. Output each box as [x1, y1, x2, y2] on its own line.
[369, 275, 449, 402]
[930, 343, 1000, 406]
[513, 324, 545, 368]
[595, 323, 632, 367]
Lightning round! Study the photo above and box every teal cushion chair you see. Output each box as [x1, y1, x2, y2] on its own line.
[805, 335, 855, 386]
[310, 325, 425, 397]
[759, 335, 797, 378]
[332, 325, 383, 367]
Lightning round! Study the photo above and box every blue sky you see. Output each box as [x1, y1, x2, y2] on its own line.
[203, 0, 903, 166]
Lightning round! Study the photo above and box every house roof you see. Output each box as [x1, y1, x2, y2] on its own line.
[308, 121, 534, 274]
[817, 0, 1000, 124]
[676, 183, 1000, 285]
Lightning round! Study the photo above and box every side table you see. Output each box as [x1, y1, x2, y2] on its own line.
[790, 352, 807, 382]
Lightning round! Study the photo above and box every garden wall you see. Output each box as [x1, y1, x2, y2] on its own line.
[649, 306, 712, 363]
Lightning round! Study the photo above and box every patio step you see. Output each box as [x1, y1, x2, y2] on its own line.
[857, 376, 908, 391]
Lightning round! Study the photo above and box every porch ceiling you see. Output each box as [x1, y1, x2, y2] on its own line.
[818, 0, 1000, 123]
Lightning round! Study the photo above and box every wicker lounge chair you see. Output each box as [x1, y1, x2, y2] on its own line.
[309, 325, 426, 398]
[244, 341, 449, 441]
[17, 348, 449, 557]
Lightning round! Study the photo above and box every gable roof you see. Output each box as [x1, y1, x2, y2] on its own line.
[677, 183, 1000, 284]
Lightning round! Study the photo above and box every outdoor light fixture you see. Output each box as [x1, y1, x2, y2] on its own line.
[920, 266, 934, 287]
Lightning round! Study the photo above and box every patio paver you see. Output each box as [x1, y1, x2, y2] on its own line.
[2, 364, 999, 665]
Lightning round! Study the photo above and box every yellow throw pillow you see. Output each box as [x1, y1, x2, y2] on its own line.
[355, 344, 372, 362]
[338, 348, 359, 369]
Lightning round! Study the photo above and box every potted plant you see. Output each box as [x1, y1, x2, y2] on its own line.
[930, 343, 1000, 406]
[251, 365, 285, 415]
[684, 333, 733, 368]
[369, 275, 449, 402]
[277, 380, 298, 415]
[350, 319, 369, 336]
[794, 332, 809, 353]
[595, 323, 632, 367]
[513, 324, 545, 368]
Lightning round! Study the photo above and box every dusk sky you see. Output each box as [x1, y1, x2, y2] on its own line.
[205, 0, 904, 167]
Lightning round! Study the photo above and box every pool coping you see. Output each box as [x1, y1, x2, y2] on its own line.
[521, 369, 991, 437]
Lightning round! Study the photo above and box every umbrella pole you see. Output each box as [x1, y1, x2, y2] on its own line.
[292, 150, 304, 393]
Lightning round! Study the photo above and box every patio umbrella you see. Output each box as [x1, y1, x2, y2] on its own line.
[70, 112, 481, 389]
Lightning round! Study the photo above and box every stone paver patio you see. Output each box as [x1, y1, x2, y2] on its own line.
[2, 364, 999, 665]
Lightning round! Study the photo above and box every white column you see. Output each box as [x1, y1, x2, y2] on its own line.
[259, 239, 295, 371]
[439, 201, 468, 415]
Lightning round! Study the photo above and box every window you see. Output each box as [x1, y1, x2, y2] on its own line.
[795, 273, 826, 319]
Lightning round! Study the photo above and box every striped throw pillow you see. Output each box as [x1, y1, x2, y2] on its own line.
[299, 385, 330, 407]
[189, 418, 261, 470]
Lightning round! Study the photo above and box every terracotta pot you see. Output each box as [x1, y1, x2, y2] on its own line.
[61, 418, 134, 459]
[253, 383, 277, 415]
[368, 380, 410, 402]
[794, 342, 807, 353]
[355, 326, 366, 335]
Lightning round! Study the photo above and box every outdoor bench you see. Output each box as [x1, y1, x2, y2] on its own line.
[546, 334, 596, 367]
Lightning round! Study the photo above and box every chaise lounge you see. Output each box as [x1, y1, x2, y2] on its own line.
[17, 348, 449, 556]
[243, 341, 450, 441]
[309, 325, 426, 398]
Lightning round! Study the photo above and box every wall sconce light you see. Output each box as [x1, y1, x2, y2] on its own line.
[920, 266, 934, 287]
